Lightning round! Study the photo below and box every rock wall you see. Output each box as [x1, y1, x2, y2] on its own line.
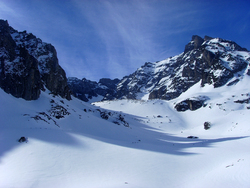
[0, 20, 71, 100]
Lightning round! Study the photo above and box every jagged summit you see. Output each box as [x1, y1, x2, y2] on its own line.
[106, 35, 249, 101]
[0, 19, 71, 100]
[184, 35, 248, 54]
[184, 35, 205, 53]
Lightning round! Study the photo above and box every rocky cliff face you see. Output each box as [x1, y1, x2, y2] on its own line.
[0, 20, 71, 100]
[113, 35, 250, 100]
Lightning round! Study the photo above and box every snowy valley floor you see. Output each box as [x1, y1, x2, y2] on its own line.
[0, 80, 250, 188]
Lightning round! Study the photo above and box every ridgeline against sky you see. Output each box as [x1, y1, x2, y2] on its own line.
[0, 0, 249, 81]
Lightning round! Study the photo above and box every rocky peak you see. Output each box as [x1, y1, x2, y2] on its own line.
[0, 19, 71, 100]
[111, 35, 250, 101]
[184, 35, 204, 53]
[204, 35, 213, 41]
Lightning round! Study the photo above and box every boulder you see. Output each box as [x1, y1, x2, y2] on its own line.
[18, 136, 28, 143]
[204, 121, 211, 130]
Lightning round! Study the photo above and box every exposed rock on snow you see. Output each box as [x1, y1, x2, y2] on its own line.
[18, 136, 28, 143]
[187, 136, 199, 139]
[204, 121, 211, 130]
[174, 96, 209, 111]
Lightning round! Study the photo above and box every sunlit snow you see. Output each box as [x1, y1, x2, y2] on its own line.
[1, 75, 250, 187]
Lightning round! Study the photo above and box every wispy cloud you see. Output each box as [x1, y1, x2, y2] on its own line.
[72, 0, 171, 79]
[0, 1, 25, 25]
[0, 1, 15, 15]
[1, 0, 249, 81]
[71, 0, 215, 79]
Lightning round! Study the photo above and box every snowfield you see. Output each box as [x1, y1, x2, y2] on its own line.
[1, 77, 250, 188]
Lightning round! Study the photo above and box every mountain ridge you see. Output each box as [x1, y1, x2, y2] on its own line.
[0, 19, 249, 103]
[67, 77, 120, 102]
[69, 35, 250, 102]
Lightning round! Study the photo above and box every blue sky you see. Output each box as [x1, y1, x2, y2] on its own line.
[0, 0, 250, 81]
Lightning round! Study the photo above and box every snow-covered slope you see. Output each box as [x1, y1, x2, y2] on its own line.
[1, 73, 250, 187]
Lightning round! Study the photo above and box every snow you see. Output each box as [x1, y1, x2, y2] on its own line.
[1, 75, 250, 188]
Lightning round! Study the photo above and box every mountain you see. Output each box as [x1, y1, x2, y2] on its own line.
[68, 35, 249, 102]
[1, 19, 249, 103]
[0, 20, 71, 100]
[1, 20, 250, 188]
[114, 35, 250, 100]
[67, 77, 120, 102]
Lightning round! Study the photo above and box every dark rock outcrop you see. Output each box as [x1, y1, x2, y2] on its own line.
[0, 20, 43, 100]
[204, 121, 211, 130]
[174, 96, 209, 112]
[184, 35, 204, 53]
[187, 136, 198, 139]
[18, 136, 28, 143]
[0, 20, 71, 100]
